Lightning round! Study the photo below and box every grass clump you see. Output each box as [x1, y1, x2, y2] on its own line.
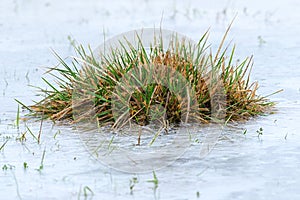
[27, 27, 276, 127]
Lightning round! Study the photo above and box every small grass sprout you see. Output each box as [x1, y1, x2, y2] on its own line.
[257, 127, 263, 137]
[83, 186, 94, 198]
[129, 176, 139, 194]
[23, 162, 28, 169]
[147, 171, 159, 189]
[78, 185, 94, 199]
[16, 131, 27, 142]
[2, 164, 15, 171]
[284, 132, 288, 140]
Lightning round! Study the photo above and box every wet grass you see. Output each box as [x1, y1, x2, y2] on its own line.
[23, 26, 278, 127]
[78, 185, 94, 199]
[15, 104, 20, 129]
[25, 124, 39, 142]
[147, 171, 159, 188]
[36, 148, 46, 171]
[0, 140, 9, 151]
[83, 186, 94, 198]
[11, 169, 22, 200]
[147, 171, 159, 199]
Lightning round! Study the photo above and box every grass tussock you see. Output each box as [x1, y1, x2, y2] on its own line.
[27, 27, 277, 127]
